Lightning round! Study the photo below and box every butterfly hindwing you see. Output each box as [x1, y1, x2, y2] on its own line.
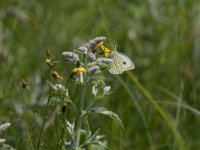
[109, 51, 126, 74]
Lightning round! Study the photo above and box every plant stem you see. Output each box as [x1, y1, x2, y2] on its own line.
[37, 93, 51, 150]
[75, 83, 86, 148]
[22, 91, 34, 150]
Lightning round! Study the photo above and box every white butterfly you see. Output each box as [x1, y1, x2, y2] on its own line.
[109, 49, 135, 74]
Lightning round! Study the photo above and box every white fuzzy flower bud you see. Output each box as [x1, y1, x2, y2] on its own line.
[62, 52, 79, 60]
[0, 123, 11, 134]
[88, 65, 101, 74]
[0, 138, 6, 144]
[97, 58, 113, 64]
[104, 86, 111, 95]
[88, 52, 96, 61]
[78, 46, 88, 53]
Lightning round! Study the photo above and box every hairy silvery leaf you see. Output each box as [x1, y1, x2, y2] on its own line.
[92, 80, 111, 98]
[88, 141, 108, 150]
[92, 80, 106, 99]
[83, 117, 91, 140]
[66, 121, 75, 137]
[92, 84, 104, 99]
[87, 107, 124, 129]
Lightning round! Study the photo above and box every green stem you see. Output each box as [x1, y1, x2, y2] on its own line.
[22, 91, 34, 150]
[75, 83, 86, 148]
[37, 93, 51, 150]
[56, 111, 67, 149]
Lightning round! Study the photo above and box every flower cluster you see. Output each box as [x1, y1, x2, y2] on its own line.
[60, 36, 113, 85]
[43, 36, 123, 149]
[46, 36, 113, 83]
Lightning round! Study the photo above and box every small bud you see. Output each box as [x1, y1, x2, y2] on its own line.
[97, 58, 113, 64]
[88, 65, 101, 74]
[88, 52, 96, 61]
[62, 51, 79, 61]
[61, 103, 68, 113]
[46, 58, 53, 67]
[0, 138, 6, 144]
[79, 36, 107, 51]
[46, 50, 50, 58]
[0, 123, 11, 133]
[89, 37, 107, 50]
[78, 46, 88, 53]
[20, 79, 27, 89]
[104, 86, 111, 95]
[51, 71, 64, 80]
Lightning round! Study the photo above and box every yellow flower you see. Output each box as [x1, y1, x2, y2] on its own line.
[96, 42, 111, 57]
[51, 70, 64, 80]
[72, 67, 87, 74]
[103, 48, 110, 57]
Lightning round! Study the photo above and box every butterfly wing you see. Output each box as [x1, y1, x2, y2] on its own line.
[109, 51, 126, 74]
[109, 51, 135, 74]
[117, 52, 135, 70]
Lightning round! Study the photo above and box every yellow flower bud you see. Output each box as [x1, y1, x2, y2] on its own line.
[46, 58, 53, 67]
[51, 71, 64, 80]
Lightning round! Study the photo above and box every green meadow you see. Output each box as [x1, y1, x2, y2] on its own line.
[1, 0, 200, 149]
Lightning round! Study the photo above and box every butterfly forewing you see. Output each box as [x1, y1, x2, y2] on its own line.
[109, 50, 135, 74]
[117, 52, 135, 70]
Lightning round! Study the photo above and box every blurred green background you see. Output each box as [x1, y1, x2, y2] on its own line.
[1, 0, 200, 149]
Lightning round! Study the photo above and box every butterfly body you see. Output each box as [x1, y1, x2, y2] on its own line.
[109, 50, 135, 74]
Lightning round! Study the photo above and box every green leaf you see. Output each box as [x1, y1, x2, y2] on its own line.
[87, 107, 124, 129]
[88, 141, 108, 150]
[83, 117, 92, 140]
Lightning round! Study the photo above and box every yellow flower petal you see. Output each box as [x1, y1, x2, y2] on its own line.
[72, 67, 87, 74]
[96, 42, 111, 57]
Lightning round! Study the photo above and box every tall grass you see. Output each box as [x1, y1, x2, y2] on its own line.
[1, 0, 200, 149]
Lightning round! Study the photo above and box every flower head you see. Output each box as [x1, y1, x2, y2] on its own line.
[78, 36, 107, 52]
[72, 67, 87, 74]
[62, 51, 79, 62]
[97, 58, 113, 64]
[88, 52, 96, 61]
[88, 65, 101, 74]
[78, 46, 88, 53]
